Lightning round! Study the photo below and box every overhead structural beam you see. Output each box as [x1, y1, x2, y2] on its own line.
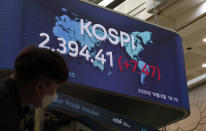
[188, 73, 206, 89]
[88, 0, 103, 4]
[86, 0, 125, 8]
[106, 0, 126, 9]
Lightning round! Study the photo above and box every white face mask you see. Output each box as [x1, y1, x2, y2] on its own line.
[42, 93, 58, 108]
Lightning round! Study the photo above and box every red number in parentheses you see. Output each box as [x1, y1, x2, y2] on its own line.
[142, 64, 149, 76]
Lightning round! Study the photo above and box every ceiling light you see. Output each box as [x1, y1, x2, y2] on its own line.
[202, 64, 206, 68]
[203, 38, 206, 43]
[98, 0, 114, 7]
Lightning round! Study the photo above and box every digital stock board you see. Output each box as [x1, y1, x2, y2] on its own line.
[0, 0, 189, 128]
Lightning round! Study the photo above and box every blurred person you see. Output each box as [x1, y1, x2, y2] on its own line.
[0, 46, 69, 131]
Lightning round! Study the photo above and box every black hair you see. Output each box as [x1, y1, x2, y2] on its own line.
[14, 46, 69, 84]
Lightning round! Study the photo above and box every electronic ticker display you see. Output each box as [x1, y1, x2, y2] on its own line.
[49, 93, 159, 131]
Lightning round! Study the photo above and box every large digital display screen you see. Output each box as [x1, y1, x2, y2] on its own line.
[0, 0, 189, 127]
[49, 93, 159, 131]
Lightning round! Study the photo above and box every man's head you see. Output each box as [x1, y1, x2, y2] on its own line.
[14, 46, 69, 108]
